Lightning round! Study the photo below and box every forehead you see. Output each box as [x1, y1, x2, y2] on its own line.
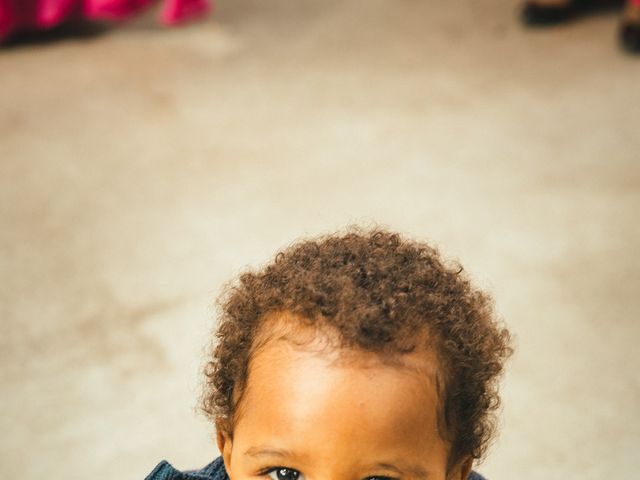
[232, 313, 448, 470]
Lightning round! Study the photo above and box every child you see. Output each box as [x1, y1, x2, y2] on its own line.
[145, 228, 513, 480]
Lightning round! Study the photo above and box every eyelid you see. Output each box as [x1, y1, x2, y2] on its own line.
[259, 467, 402, 480]
[259, 467, 300, 476]
[260, 469, 398, 480]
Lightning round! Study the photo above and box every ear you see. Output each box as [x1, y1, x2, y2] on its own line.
[447, 457, 473, 480]
[216, 422, 233, 476]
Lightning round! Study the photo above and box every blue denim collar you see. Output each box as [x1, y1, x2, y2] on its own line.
[145, 457, 227, 480]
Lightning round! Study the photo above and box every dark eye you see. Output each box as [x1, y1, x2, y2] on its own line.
[265, 467, 301, 480]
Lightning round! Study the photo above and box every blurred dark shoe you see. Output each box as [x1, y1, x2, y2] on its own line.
[521, 0, 626, 26]
[521, 1, 575, 25]
[620, 3, 640, 53]
[620, 22, 640, 52]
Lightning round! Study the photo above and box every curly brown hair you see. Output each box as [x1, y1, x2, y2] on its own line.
[201, 227, 512, 468]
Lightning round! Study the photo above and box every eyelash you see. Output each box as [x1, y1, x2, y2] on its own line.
[260, 467, 300, 480]
[260, 466, 398, 480]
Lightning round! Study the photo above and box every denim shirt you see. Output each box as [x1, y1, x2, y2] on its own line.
[145, 456, 487, 480]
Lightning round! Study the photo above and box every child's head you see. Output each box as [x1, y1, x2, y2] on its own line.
[202, 228, 512, 480]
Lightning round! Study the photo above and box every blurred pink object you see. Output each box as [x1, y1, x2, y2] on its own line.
[0, 0, 211, 41]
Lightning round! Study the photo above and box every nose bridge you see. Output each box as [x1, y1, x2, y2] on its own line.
[309, 470, 353, 480]
[304, 457, 361, 480]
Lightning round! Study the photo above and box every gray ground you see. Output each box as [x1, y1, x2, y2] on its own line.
[1, 1, 639, 479]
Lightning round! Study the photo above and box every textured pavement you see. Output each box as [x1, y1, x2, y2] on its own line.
[1, 1, 639, 479]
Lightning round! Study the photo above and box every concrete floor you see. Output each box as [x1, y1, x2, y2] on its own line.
[1, 1, 639, 479]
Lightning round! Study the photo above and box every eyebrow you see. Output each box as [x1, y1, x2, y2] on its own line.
[244, 447, 430, 479]
[244, 446, 307, 461]
[370, 462, 430, 480]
